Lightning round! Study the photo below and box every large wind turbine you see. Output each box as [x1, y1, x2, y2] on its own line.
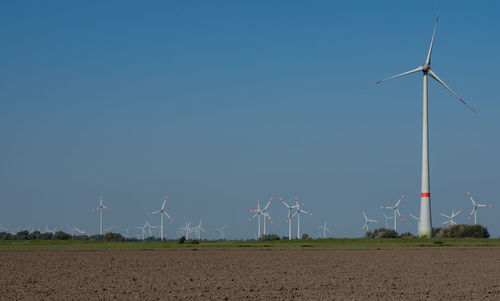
[147, 193, 174, 241]
[379, 194, 404, 232]
[91, 193, 111, 235]
[466, 191, 494, 225]
[369, 8, 476, 237]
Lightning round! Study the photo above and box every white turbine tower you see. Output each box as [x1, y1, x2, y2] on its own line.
[379, 194, 404, 232]
[439, 209, 461, 227]
[368, 8, 476, 237]
[289, 195, 313, 239]
[408, 212, 421, 233]
[91, 193, 111, 235]
[147, 193, 174, 241]
[248, 197, 273, 238]
[466, 191, 494, 225]
[362, 211, 378, 233]
[382, 214, 393, 229]
[216, 225, 227, 240]
[318, 220, 329, 238]
[280, 196, 299, 240]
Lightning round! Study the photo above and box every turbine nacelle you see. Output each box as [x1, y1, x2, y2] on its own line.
[422, 63, 430, 73]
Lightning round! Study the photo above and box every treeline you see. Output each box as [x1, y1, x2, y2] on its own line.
[365, 224, 490, 239]
[0, 230, 139, 241]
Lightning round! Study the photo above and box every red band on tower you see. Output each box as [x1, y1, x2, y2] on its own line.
[421, 193, 430, 197]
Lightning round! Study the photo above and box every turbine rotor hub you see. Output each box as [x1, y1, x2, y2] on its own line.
[422, 63, 430, 73]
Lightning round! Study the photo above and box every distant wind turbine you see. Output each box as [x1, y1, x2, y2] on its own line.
[289, 195, 313, 239]
[466, 191, 494, 225]
[248, 197, 273, 238]
[147, 193, 174, 241]
[362, 211, 378, 233]
[91, 193, 111, 235]
[379, 194, 404, 232]
[318, 220, 329, 239]
[439, 209, 461, 227]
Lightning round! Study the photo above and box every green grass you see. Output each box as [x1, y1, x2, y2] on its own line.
[1, 238, 500, 250]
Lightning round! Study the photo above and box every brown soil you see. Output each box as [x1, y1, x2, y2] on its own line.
[1, 247, 499, 300]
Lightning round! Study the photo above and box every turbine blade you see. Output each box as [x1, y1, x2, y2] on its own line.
[103, 206, 111, 212]
[428, 69, 477, 113]
[426, 4, 440, 65]
[91, 207, 99, 213]
[146, 210, 160, 216]
[362, 211, 368, 220]
[161, 194, 168, 210]
[280, 197, 290, 208]
[467, 191, 476, 205]
[164, 212, 174, 222]
[365, 66, 423, 89]
[439, 213, 451, 218]
[466, 208, 475, 222]
[264, 196, 273, 210]
[395, 194, 404, 208]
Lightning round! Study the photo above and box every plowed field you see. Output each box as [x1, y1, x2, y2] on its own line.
[1, 247, 499, 300]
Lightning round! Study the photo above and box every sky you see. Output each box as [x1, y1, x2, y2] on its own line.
[1, 0, 499, 239]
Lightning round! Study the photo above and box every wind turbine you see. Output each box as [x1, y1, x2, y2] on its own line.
[362, 211, 378, 233]
[379, 194, 404, 232]
[466, 191, 494, 225]
[289, 195, 313, 239]
[147, 193, 174, 241]
[248, 197, 273, 238]
[44, 224, 57, 234]
[382, 214, 393, 229]
[408, 212, 421, 233]
[192, 221, 205, 240]
[318, 220, 329, 238]
[280, 196, 298, 240]
[368, 7, 476, 237]
[439, 209, 461, 227]
[216, 225, 227, 240]
[179, 220, 193, 240]
[91, 193, 111, 235]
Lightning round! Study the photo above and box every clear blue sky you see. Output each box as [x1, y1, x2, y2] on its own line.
[1, 1, 499, 238]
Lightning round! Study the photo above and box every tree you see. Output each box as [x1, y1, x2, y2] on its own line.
[178, 236, 186, 244]
[53, 231, 72, 240]
[15, 230, 29, 240]
[301, 233, 310, 240]
[436, 224, 490, 238]
[104, 232, 114, 242]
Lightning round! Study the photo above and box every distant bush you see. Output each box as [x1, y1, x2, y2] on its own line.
[178, 236, 186, 244]
[301, 234, 310, 240]
[365, 228, 399, 238]
[54, 231, 72, 240]
[432, 228, 442, 238]
[436, 224, 490, 238]
[0, 232, 14, 240]
[260, 234, 280, 241]
[15, 230, 29, 240]
[104, 232, 114, 242]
